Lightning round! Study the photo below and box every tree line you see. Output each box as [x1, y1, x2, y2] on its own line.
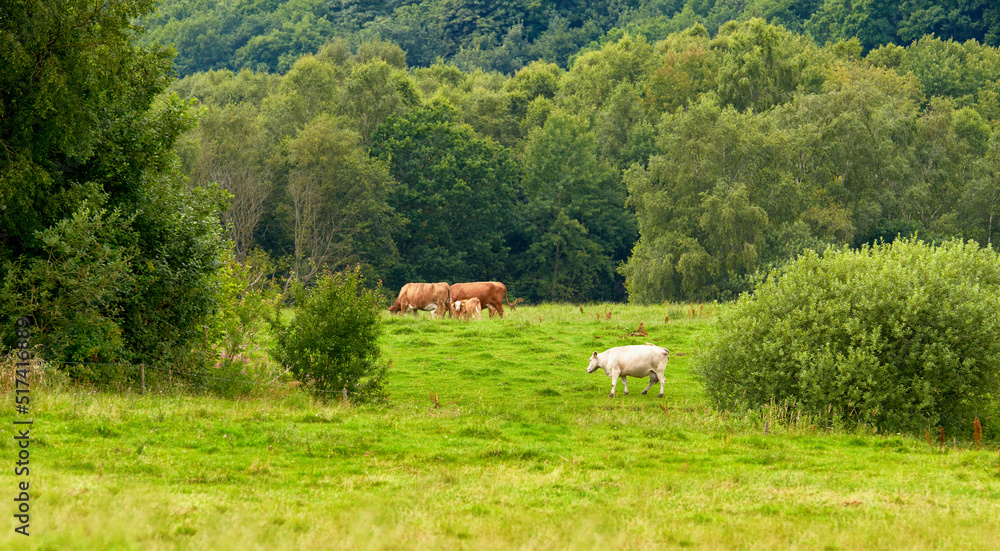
[171, 19, 1000, 303]
[143, 0, 1000, 77]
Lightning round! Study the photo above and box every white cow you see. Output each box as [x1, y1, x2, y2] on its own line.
[586, 344, 669, 398]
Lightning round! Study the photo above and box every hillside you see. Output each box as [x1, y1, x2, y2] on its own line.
[142, 0, 1000, 77]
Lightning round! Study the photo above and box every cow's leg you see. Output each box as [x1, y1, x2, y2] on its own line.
[621, 375, 628, 395]
[658, 371, 665, 398]
[641, 373, 656, 395]
[609, 372, 620, 398]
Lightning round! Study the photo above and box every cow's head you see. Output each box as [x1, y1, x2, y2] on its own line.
[586, 351, 602, 373]
[453, 300, 463, 313]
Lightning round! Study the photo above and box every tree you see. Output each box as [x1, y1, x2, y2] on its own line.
[0, 206, 131, 380]
[285, 115, 399, 284]
[645, 30, 716, 115]
[895, 35, 1000, 109]
[260, 53, 342, 143]
[621, 94, 781, 301]
[805, 0, 901, 53]
[712, 18, 819, 113]
[2, 0, 171, 259]
[370, 103, 520, 288]
[953, 124, 1000, 245]
[560, 34, 657, 116]
[193, 103, 273, 261]
[699, 183, 769, 277]
[339, 59, 420, 146]
[359, 3, 451, 68]
[515, 110, 636, 302]
[1, 0, 226, 370]
[897, 0, 998, 47]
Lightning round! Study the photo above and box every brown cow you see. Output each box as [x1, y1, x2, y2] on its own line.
[449, 281, 507, 318]
[388, 282, 451, 318]
[452, 297, 482, 321]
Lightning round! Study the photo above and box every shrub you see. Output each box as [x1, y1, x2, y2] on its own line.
[696, 239, 1000, 434]
[0, 206, 131, 384]
[198, 249, 278, 398]
[269, 267, 388, 403]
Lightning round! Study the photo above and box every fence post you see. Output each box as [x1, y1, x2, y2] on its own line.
[342, 387, 348, 403]
[141, 363, 146, 394]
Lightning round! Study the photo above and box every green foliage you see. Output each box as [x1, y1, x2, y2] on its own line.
[711, 18, 818, 112]
[162, 13, 1000, 306]
[201, 249, 278, 397]
[0, 206, 131, 383]
[141, 0, 1000, 78]
[370, 103, 520, 288]
[285, 114, 401, 283]
[339, 59, 421, 146]
[697, 239, 1000, 434]
[1, 0, 172, 261]
[269, 267, 388, 402]
[514, 110, 636, 302]
[2, 0, 227, 375]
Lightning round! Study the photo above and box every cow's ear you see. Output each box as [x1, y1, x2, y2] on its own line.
[591, 352, 598, 358]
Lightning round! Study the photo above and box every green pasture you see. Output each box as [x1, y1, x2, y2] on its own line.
[2, 303, 999, 550]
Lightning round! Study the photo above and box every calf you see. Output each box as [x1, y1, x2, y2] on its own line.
[450, 281, 507, 317]
[586, 344, 669, 398]
[452, 297, 482, 321]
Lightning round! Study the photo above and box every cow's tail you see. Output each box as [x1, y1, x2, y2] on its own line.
[645, 343, 670, 360]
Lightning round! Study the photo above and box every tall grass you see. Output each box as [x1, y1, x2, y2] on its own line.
[2, 303, 998, 550]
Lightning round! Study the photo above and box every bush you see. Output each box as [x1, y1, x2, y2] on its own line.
[696, 239, 1000, 434]
[0, 206, 131, 384]
[269, 267, 388, 403]
[197, 249, 279, 398]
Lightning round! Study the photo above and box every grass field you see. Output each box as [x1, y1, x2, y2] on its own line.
[2, 303, 999, 550]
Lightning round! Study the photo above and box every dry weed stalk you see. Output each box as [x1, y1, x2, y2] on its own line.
[974, 417, 982, 450]
[624, 322, 647, 338]
[939, 426, 945, 448]
[429, 392, 440, 409]
[925, 429, 933, 448]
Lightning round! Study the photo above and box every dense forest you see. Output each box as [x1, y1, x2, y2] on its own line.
[4, 0, 1000, 368]
[167, 13, 1000, 302]
[143, 0, 1000, 76]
